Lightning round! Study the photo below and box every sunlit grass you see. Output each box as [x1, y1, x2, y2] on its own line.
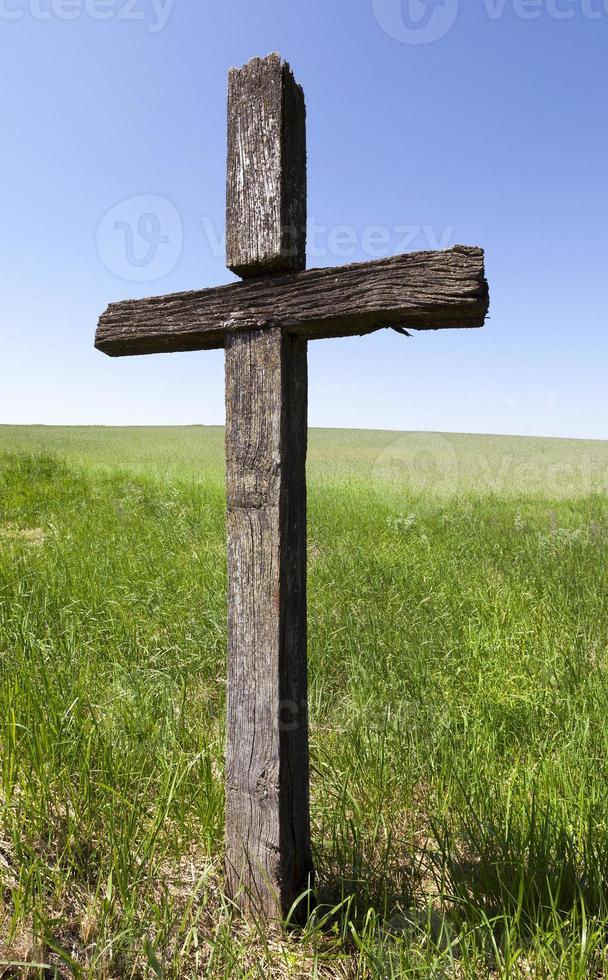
[1, 427, 608, 977]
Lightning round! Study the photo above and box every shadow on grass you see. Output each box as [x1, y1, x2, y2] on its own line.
[301, 797, 608, 971]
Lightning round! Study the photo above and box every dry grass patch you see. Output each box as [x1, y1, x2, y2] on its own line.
[0, 525, 45, 547]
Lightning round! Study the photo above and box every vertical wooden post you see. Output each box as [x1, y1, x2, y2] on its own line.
[225, 328, 312, 919]
[224, 54, 313, 920]
[226, 53, 306, 278]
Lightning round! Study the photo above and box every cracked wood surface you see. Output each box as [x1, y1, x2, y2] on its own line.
[223, 53, 313, 922]
[224, 327, 313, 920]
[226, 53, 306, 277]
[95, 245, 489, 357]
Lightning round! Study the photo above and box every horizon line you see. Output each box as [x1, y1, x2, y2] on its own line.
[1, 423, 607, 446]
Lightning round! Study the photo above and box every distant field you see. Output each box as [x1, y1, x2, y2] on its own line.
[2, 424, 608, 495]
[1, 426, 608, 977]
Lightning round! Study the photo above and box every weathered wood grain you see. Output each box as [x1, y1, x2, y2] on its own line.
[225, 326, 313, 921]
[226, 53, 306, 277]
[95, 245, 489, 356]
[224, 49, 312, 922]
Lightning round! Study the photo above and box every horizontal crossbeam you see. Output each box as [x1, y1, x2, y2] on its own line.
[95, 245, 489, 357]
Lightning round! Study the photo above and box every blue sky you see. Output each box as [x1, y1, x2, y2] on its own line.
[1, 0, 606, 437]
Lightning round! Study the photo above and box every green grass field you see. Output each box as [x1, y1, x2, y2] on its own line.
[1, 425, 608, 978]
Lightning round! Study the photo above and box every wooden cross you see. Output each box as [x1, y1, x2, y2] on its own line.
[95, 53, 489, 922]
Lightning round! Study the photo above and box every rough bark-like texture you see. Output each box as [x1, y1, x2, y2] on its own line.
[225, 327, 313, 921]
[226, 53, 306, 277]
[95, 245, 489, 356]
[224, 50, 312, 922]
